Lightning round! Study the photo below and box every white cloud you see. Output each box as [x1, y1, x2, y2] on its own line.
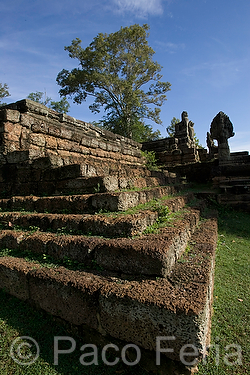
[112, 0, 164, 18]
[156, 41, 185, 54]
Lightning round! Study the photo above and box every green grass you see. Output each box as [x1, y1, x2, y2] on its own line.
[0, 208, 249, 374]
[198, 208, 250, 374]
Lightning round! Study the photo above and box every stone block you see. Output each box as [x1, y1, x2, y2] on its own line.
[29, 133, 46, 147]
[6, 150, 30, 164]
[20, 127, 30, 149]
[98, 141, 107, 150]
[90, 138, 99, 148]
[71, 131, 82, 143]
[60, 127, 73, 140]
[45, 135, 58, 150]
[48, 124, 61, 137]
[28, 267, 100, 328]
[31, 156, 52, 169]
[0, 109, 20, 123]
[80, 137, 92, 147]
[20, 113, 33, 128]
[57, 150, 72, 164]
[57, 139, 73, 151]
[0, 257, 34, 300]
[31, 121, 49, 133]
[46, 151, 63, 167]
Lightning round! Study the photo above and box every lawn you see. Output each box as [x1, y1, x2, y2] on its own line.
[0, 207, 249, 374]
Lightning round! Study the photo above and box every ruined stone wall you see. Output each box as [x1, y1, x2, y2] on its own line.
[0, 99, 143, 172]
[142, 137, 206, 166]
[0, 100, 150, 196]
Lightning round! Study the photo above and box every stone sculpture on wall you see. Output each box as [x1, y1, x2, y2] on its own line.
[206, 132, 218, 158]
[210, 111, 234, 160]
[175, 111, 195, 148]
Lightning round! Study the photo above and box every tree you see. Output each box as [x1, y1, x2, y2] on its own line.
[56, 24, 171, 140]
[50, 97, 70, 114]
[27, 91, 70, 113]
[27, 91, 51, 106]
[166, 117, 180, 137]
[0, 83, 10, 106]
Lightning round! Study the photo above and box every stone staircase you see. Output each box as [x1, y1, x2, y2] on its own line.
[0, 186, 217, 373]
[0, 100, 218, 373]
[212, 151, 250, 211]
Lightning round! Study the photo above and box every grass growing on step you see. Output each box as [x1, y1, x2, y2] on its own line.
[95, 194, 175, 217]
[141, 208, 188, 235]
[0, 248, 104, 273]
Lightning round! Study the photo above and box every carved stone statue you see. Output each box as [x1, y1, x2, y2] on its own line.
[175, 111, 195, 148]
[206, 131, 218, 158]
[188, 121, 195, 143]
[210, 112, 234, 160]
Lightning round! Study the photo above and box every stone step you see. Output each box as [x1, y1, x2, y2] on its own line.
[0, 209, 200, 277]
[0, 186, 182, 213]
[217, 194, 250, 212]
[219, 177, 250, 185]
[0, 195, 192, 237]
[0, 172, 180, 198]
[218, 193, 250, 203]
[54, 176, 165, 195]
[0, 211, 157, 238]
[212, 165, 250, 181]
[0, 218, 217, 363]
[213, 176, 250, 185]
[0, 156, 179, 197]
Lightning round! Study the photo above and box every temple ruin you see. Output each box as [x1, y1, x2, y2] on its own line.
[0, 100, 249, 373]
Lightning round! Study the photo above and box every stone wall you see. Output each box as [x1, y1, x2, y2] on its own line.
[142, 137, 206, 166]
[0, 100, 151, 196]
[0, 99, 143, 171]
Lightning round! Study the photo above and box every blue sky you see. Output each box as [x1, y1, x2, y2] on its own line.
[1, 0, 249, 151]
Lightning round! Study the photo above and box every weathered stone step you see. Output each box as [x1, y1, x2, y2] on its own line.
[91, 186, 180, 212]
[0, 174, 173, 198]
[217, 194, 250, 212]
[0, 209, 200, 277]
[213, 176, 250, 186]
[219, 177, 250, 185]
[54, 174, 179, 195]
[0, 195, 192, 237]
[0, 218, 217, 363]
[0, 186, 181, 213]
[0, 211, 157, 238]
[218, 193, 250, 202]
[0, 156, 178, 197]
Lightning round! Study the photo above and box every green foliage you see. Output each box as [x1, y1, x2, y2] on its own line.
[141, 150, 159, 170]
[133, 124, 161, 143]
[194, 134, 204, 149]
[166, 116, 179, 137]
[198, 210, 250, 374]
[56, 24, 171, 140]
[50, 97, 70, 114]
[27, 91, 70, 113]
[27, 91, 51, 105]
[0, 82, 10, 106]
[101, 115, 162, 142]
